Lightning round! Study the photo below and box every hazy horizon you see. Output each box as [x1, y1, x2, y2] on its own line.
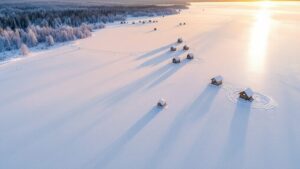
[0, 0, 297, 5]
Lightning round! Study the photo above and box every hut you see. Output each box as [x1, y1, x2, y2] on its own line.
[177, 38, 183, 43]
[172, 56, 181, 64]
[187, 53, 194, 60]
[211, 75, 223, 86]
[154, 28, 157, 31]
[183, 45, 190, 50]
[157, 98, 167, 107]
[239, 88, 254, 101]
[170, 46, 177, 51]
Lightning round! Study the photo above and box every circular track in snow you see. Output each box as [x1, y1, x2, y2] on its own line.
[223, 85, 277, 110]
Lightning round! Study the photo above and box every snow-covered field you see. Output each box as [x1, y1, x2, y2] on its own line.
[1, 2, 300, 169]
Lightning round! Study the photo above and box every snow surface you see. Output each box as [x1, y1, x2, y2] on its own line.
[1, 2, 300, 169]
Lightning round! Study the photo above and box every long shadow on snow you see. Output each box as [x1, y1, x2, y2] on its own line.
[0, 59, 129, 151]
[138, 50, 186, 68]
[87, 107, 162, 169]
[2, 90, 118, 157]
[101, 61, 189, 110]
[215, 101, 251, 169]
[146, 85, 220, 169]
[56, 61, 189, 148]
[145, 59, 190, 89]
[136, 43, 176, 60]
[0, 58, 122, 107]
[21, 60, 189, 154]
[2, 58, 131, 156]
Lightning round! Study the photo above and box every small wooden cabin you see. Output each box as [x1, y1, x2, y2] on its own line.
[183, 45, 189, 50]
[157, 98, 167, 107]
[187, 53, 194, 60]
[177, 38, 183, 43]
[170, 46, 177, 51]
[172, 56, 181, 64]
[211, 75, 223, 86]
[239, 88, 254, 101]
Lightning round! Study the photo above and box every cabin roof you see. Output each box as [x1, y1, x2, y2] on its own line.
[158, 98, 166, 104]
[212, 75, 223, 82]
[244, 88, 253, 97]
[174, 56, 180, 60]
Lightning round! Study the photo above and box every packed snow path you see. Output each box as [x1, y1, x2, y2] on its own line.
[1, 2, 300, 169]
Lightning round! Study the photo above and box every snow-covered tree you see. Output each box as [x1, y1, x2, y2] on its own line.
[12, 29, 22, 49]
[0, 36, 5, 52]
[20, 43, 29, 56]
[27, 28, 38, 47]
[45, 35, 54, 46]
[41, 19, 49, 27]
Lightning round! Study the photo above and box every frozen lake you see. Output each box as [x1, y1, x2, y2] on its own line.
[0, 2, 300, 169]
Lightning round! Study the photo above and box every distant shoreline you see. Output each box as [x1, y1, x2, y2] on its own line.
[1, 1, 299, 6]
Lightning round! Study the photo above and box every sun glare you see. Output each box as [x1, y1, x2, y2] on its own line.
[261, 1, 274, 8]
[248, 2, 272, 73]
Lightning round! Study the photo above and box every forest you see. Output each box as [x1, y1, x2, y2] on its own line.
[0, 3, 185, 54]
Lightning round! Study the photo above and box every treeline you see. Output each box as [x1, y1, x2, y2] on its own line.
[0, 4, 185, 54]
[0, 23, 104, 53]
[0, 4, 183, 30]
